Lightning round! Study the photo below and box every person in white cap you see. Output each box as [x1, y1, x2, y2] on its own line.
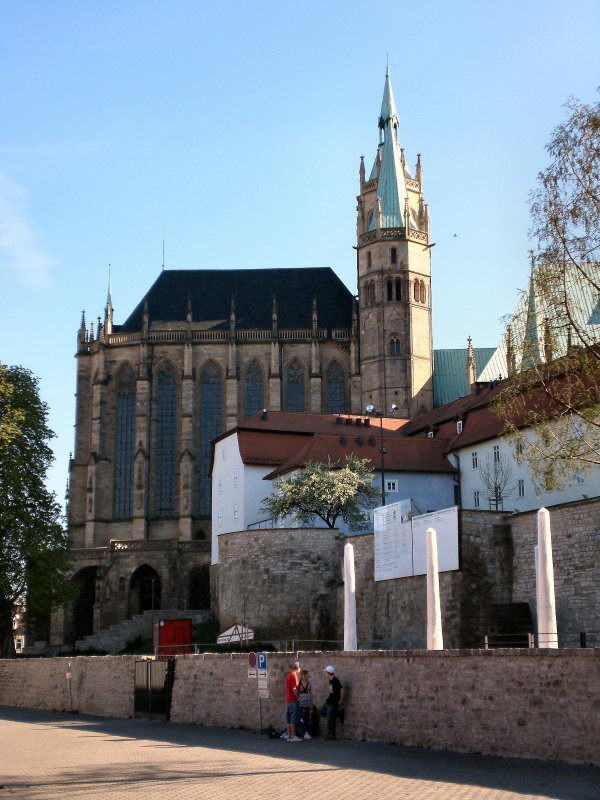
[321, 665, 344, 739]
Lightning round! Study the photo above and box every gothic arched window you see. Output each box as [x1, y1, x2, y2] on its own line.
[326, 361, 345, 413]
[369, 281, 376, 305]
[113, 364, 136, 518]
[286, 359, 305, 412]
[389, 337, 401, 356]
[244, 359, 264, 420]
[413, 280, 419, 302]
[367, 251, 372, 270]
[199, 362, 223, 516]
[395, 278, 402, 301]
[155, 361, 177, 516]
[390, 247, 397, 265]
[386, 279, 393, 301]
[420, 281, 426, 304]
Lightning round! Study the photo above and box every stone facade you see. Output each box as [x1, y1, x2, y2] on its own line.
[1, 650, 598, 764]
[217, 527, 343, 644]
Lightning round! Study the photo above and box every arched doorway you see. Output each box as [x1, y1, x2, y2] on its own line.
[70, 566, 97, 644]
[130, 565, 161, 615]
[188, 565, 210, 610]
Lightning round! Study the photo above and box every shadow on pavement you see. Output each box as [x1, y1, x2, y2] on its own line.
[1, 706, 598, 800]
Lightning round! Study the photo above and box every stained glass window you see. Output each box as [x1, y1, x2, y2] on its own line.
[113, 365, 136, 518]
[326, 361, 345, 413]
[244, 359, 264, 420]
[199, 362, 223, 515]
[286, 360, 305, 412]
[155, 361, 177, 516]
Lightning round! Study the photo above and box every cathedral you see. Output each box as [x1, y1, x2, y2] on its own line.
[56, 69, 436, 647]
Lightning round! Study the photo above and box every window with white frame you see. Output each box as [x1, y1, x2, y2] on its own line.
[427, 430, 434, 438]
[493, 444, 500, 463]
[386, 479, 398, 492]
[576, 473, 585, 484]
[217, 511, 223, 527]
[516, 440, 524, 456]
[518, 479, 525, 497]
[218, 476, 223, 494]
[473, 490, 481, 508]
[472, 451, 478, 469]
[233, 470, 239, 488]
[233, 504, 239, 521]
[456, 420, 463, 434]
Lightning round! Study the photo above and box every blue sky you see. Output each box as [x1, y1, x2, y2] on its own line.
[1, 0, 598, 504]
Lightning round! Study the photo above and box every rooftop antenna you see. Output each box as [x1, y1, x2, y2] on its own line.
[162, 241, 165, 271]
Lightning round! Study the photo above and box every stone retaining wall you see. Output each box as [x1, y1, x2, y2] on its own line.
[1, 650, 598, 765]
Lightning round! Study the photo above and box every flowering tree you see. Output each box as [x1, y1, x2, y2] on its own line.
[261, 455, 380, 529]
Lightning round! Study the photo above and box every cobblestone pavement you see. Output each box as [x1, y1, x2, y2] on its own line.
[0, 706, 598, 800]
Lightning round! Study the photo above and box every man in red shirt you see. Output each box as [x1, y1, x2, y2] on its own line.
[284, 660, 302, 742]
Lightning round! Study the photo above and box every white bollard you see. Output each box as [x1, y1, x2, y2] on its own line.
[343, 542, 357, 651]
[426, 527, 444, 650]
[536, 508, 558, 648]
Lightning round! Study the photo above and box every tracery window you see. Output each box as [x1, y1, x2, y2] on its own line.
[326, 361, 345, 413]
[244, 359, 264, 420]
[199, 362, 223, 516]
[286, 359, 305, 412]
[155, 361, 177, 516]
[389, 337, 401, 356]
[113, 365, 136, 518]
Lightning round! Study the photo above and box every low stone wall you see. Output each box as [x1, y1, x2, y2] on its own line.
[1, 650, 598, 765]
[0, 656, 135, 717]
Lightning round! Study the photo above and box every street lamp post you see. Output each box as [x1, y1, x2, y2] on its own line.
[366, 404, 398, 506]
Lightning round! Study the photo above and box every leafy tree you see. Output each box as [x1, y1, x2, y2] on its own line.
[495, 92, 600, 488]
[261, 454, 380, 530]
[0, 365, 71, 657]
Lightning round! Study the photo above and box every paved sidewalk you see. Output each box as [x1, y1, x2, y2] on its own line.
[0, 706, 598, 800]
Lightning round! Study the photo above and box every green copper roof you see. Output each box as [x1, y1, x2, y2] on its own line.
[368, 69, 417, 232]
[433, 347, 504, 407]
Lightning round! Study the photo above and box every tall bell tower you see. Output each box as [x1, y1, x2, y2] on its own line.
[357, 68, 433, 417]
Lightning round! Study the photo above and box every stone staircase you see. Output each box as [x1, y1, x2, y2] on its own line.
[75, 609, 209, 654]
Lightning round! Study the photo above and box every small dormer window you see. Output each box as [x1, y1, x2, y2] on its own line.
[456, 420, 463, 434]
[427, 430, 434, 438]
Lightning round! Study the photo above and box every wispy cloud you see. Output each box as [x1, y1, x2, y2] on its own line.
[0, 172, 57, 288]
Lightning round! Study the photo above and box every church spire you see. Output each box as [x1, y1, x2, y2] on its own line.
[521, 254, 543, 370]
[368, 68, 416, 233]
[467, 336, 477, 391]
[104, 265, 113, 337]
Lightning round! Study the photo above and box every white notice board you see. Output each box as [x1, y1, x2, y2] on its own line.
[411, 506, 459, 576]
[374, 500, 413, 580]
[374, 502, 459, 582]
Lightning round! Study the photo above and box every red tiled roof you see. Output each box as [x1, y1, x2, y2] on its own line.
[263, 432, 455, 479]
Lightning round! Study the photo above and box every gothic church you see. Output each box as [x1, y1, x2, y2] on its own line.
[57, 69, 435, 647]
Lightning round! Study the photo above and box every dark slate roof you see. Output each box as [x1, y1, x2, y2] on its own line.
[119, 268, 354, 332]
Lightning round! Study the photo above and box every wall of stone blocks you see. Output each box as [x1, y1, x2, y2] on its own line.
[1, 650, 598, 765]
[217, 527, 343, 644]
[0, 656, 136, 717]
[214, 499, 599, 649]
[508, 502, 600, 641]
